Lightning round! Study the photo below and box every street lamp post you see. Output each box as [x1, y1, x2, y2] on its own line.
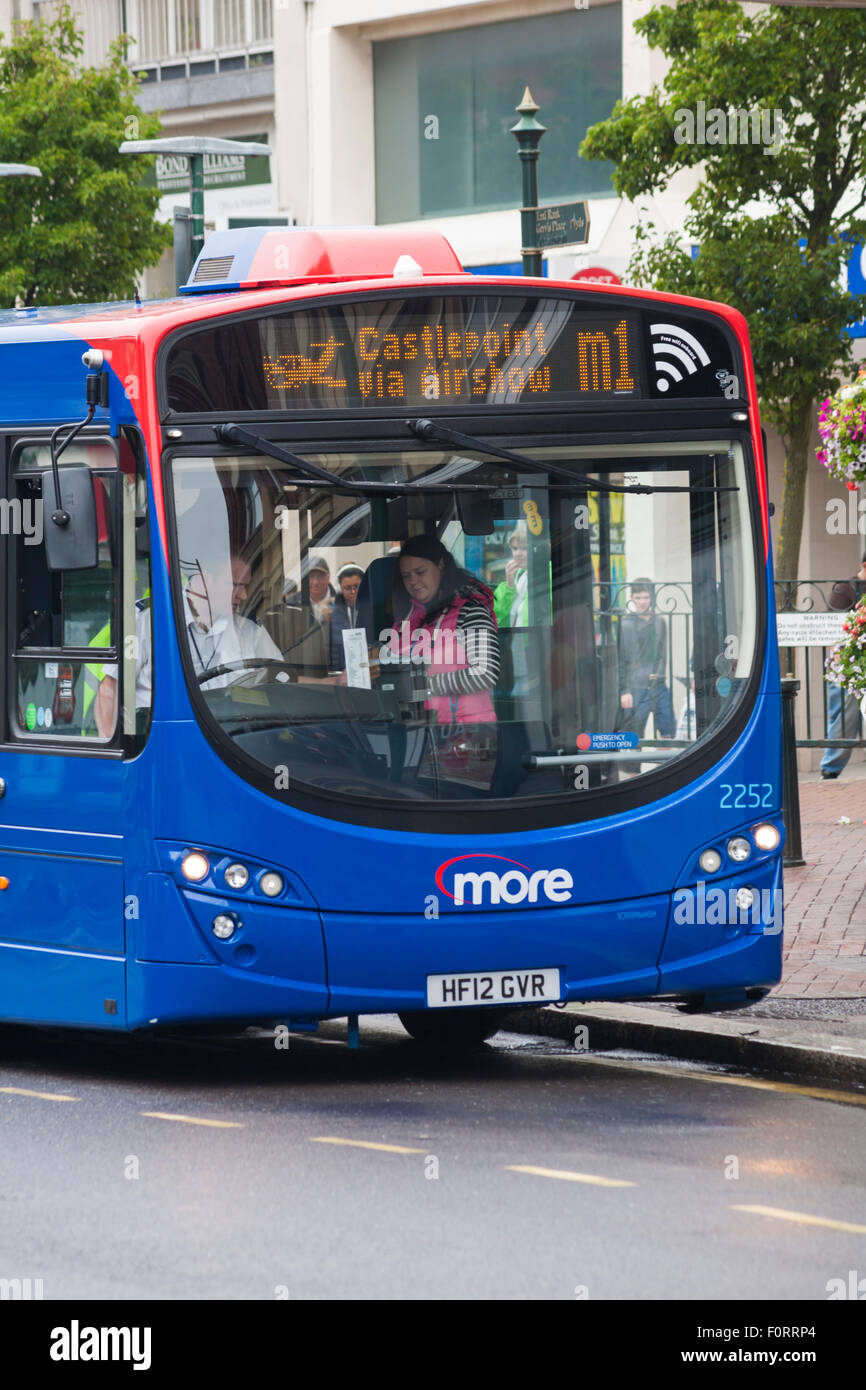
[0, 166, 42, 307]
[510, 87, 546, 278]
[118, 136, 271, 290]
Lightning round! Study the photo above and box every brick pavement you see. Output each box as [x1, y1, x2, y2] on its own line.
[778, 761, 866, 997]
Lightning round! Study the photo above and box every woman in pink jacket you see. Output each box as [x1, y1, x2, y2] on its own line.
[390, 535, 501, 724]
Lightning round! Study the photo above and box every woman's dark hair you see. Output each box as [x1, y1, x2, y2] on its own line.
[391, 534, 476, 619]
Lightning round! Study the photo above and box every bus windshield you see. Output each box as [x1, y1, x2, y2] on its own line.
[168, 440, 759, 810]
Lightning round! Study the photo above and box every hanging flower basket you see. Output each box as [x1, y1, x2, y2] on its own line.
[825, 596, 866, 698]
[816, 366, 866, 487]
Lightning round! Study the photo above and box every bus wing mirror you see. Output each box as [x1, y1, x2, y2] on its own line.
[41, 468, 99, 570]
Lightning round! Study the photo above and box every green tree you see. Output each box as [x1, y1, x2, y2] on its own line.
[0, 5, 170, 308]
[581, 0, 866, 582]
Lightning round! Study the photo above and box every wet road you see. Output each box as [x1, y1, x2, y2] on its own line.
[1, 1017, 864, 1300]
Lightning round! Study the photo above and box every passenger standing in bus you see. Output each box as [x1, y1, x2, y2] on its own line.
[329, 562, 365, 671]
[307, 555, 335, 626]
[493, 523, 528, 628]
[267, 557, 334, 679]
[390, 536, 500, 722]
[618, 578, 674, 738]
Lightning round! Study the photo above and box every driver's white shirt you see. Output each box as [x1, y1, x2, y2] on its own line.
[184, 591, 282, 688]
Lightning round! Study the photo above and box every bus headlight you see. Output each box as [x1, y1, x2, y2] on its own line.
[259, 871, 284, 898]
[735, 887, 756, 912]
[225, 862, 250, 889]
[212, 913, 239, 940]
[181, 851, 209, 882]
[699, 848, 722, 874]
[727, 837, 751, 863]
[753, 823, 780, 852]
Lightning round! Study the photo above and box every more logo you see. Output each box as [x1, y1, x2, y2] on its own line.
[435, 854, 574, 907]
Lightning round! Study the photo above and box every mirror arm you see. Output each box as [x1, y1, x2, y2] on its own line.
[48, 404, 96, 527]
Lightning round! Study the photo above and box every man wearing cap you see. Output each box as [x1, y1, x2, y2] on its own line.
[267, 555, 334, 680]
[307, 555, 335, 626]
[820, 556, 866, 779]
[329, 562, 365, 671]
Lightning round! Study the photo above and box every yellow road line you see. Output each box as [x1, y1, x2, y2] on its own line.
[506, 1164, 635, 1187]
[732, 1204, 866, 1235]
[140, 1111, 243, 1128]
[0, 1085, 78, 1102]
[309, 1136, 426, 1155]
[579, 1054, 866, 1108]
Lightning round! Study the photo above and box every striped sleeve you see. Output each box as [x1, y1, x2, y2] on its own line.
[427, 601, 501, 698]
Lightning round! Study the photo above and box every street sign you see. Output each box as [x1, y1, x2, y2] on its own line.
[776, 612, 848, 647]
[143, 134, 271, 194]
[535, 200, 590, 249]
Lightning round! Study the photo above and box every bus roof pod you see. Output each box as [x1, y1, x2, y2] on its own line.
[180, 225, 467, 295]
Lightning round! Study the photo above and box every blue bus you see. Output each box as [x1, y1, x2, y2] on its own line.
[0, 225, 782, 1045]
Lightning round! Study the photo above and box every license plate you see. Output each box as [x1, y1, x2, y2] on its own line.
[426, 967, 562, 1009]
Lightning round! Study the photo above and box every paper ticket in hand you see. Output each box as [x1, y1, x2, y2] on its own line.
[343, 628, 371, 689]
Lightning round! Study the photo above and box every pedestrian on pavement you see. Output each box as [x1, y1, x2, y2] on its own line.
[618, 578, 674, 738]
[821, 556, 866, 779]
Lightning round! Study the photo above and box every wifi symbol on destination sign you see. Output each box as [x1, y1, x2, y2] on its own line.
[650, 323, 710, 393]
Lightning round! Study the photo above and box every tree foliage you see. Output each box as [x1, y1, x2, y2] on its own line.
[581, 0, 866, 581]
[0, 5, 170, 307]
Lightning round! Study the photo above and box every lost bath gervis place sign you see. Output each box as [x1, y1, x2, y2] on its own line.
[776, 612, 849, 647]
[534, 201, 590, 249]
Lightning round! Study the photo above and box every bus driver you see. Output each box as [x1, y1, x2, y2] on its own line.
[95, 554, 284, 736]
[183, 554, 284, 688]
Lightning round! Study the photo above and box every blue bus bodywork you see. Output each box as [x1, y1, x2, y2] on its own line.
[0, 251, 784, 1033]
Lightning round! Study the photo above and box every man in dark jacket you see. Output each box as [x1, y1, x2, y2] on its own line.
[329, 562, 365, 671]
[266, 558, 333, 680]
[618, 578, 674, 737]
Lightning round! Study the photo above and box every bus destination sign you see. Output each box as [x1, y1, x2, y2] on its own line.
[164, 293, 738, 414]
[261, 314, 637, 405]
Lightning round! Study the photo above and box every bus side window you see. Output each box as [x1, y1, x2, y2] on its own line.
[118, 431, 153, 743]
[10, 442, 118, 742]
[89, 434, 153, 743]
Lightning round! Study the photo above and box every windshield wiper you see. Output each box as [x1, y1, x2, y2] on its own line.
[215, 423, 498, 495]
[406, 419, 737, 495]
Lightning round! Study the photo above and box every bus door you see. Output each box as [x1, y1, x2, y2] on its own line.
[0, 433, 141, 1028]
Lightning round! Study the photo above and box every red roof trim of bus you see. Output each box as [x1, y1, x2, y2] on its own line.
[72, 274, 768, 562]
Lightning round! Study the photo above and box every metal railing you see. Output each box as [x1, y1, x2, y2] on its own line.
[774, 579, 865, 753]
